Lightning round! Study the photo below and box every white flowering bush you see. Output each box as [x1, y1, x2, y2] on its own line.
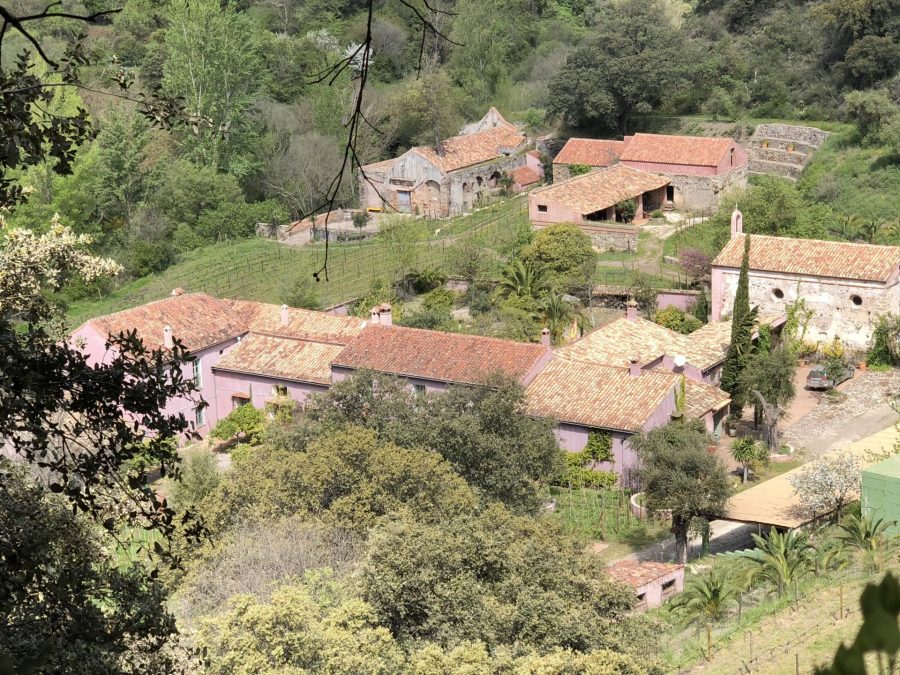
[789, 450, 860, 519]
[1, 215, 121, 320]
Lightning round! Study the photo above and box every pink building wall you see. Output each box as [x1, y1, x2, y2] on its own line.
[212, 369, 328, 420]
[70, 323, 239, 436]
[656, 290, 701, 311]
[330, 366, 450, 394]
[633, 566, 685, 610]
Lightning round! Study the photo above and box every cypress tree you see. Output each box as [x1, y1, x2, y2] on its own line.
[720, 235, 757, 412]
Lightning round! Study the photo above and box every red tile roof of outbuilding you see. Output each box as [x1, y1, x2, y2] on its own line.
[214, 334, 342, 384]
[412, 125, 527, 173]
[620, 133, 735, 167]
[607, 560, 684, 588]
[713, 234, 900, 282]
[332, 325, 548, 385]
[511, 165, 542, 186]
[554, 138, 626, 167]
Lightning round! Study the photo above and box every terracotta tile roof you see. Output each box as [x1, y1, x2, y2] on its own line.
[525, 359, 677, 433]
[359, 158, 397, 174]
[239, 302, 366, 345]
[713, 234, 900, 283]
[85, 293, 246, 352]
[683, 378, 730, 418]
[412, 125, 527, 173]
[554, 138, 626, 167]
[213, 334, 342, 385]
[529, 164, 669, 216]
[332, 325, 548, 385]
[511, 165, 541, 186]
[556, 316, 684, 368]
[620, 133, 735, 167]
[607, 560, 683, 588]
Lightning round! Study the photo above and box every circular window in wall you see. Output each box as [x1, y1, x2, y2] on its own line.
[851, 294, 863, 306]
[772, 288, 785, 300]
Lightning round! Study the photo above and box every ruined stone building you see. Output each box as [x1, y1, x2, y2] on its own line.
[551, 133, 748, 211]
[711, 210, 900, 348]
[358, 108, 540, 218]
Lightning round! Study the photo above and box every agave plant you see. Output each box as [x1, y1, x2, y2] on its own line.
[672, 568, 740, 625]
[741, 527, 815, 596]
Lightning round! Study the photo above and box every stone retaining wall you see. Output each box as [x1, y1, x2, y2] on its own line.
[752, 124, 830, 146]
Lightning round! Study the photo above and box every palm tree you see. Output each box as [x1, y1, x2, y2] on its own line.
[834, 214, 862, 240]
[741, 527, 815, 596]
[498, 259, 549, 301]
[837, 513, 894, 572]
[730, 436, 758, 484]
[861, 219, 880, 243]
[541, 294, 590, 345]
[672, 568, 740, 626]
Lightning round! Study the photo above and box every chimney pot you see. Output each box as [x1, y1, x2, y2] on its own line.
[370, 305, 381, 325]
[163, 325, 174, 349]
[628, 356, 641, 378]
[730, 208, 743, 239]
[626, 298, 638, 321]
[380, 303, 393, 327]
[541, 327, 551, 347]
[280, 304, 289, 325]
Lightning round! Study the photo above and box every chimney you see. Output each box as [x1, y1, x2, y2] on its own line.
[629, 356, 641, 378]
[379, 303, 393, 327]
[280, 304, 289, 325]
[541, 327, 551, 347]
[625, 298, 638, 321]
[163, 325, 174, 349]
[370, 305, 381, 325]
[730, 208, 743, 239]
[170, 287, 185, 297]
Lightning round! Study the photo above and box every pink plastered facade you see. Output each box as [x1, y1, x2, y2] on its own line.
[212, 370, 329, 420]
[70, 323, 239, 436]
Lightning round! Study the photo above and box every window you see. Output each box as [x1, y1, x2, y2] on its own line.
[192, 358, 202, 388]
[537, 204, 548, 213]
[195, 406, 206, 427]
[413, 383, 426, 396]
[851, 294, 863, 306]
[662, 579, 675, 590]
[272, 384, 288, 397]
[232, 396, 249, 410]
[772, 288, 785, 300]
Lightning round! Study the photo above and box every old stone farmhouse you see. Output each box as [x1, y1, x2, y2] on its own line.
[711, 210, 900, 348]
[358, 108, 540, 218]
[552, 133, 748, 211]
[527, 164, 669, 249]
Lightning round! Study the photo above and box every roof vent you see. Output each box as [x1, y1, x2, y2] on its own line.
[629, 356, 641, 378]
[171, 288, 185, 297]
[163, 325, 174, 349]
[626, 298, 638, 321]
[280, 304, 289, 325]
[673, 354, 687, 368]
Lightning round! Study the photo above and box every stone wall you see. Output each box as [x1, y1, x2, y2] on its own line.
[748, 124, 830, 182]
[665, 165, 746, 212]
[714, 268, 900, 349]
[541, 223, 637, 252]
[752, 124, 831, 147]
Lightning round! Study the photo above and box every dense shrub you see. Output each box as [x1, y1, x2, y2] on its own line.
[421, 287, 455, 313]
[520, 222, 597, 289]
[171, 449, 220, 511]
[653, 306, 703, 334]
[210, 404, 265, 444]
[867, 314, 900, 366]
[278, 271, 323, 310]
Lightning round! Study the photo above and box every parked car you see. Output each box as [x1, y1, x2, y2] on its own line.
[806, 363, 854, 390]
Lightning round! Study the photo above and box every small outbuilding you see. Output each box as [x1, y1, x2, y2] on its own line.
[606, 560, 685, 611]
[862, 455, 900, 536]
[552, 138, 627, 181]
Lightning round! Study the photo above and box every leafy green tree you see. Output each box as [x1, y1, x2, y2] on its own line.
[521, 222, 597, 290]
[300, 373, 562, 513]
[672, 568, 740, 626]
[94, 109, 156, 224]
[741, 527, 815, 596]
[568, 163, 593, 177]
[720, 234, 758, 412]
[360, 504, 640, 652]
[632, 420, 731, 564]
[171, 449, 221, 512]
[279, 271, 323, 310]
[739, 345, 798, 431]
[163, 0, 267, 168]
[390, 70, 466, 149]
[210, 403, 266, 444]
[0, 461, 182, 673]
[868, 314, 900, 366]
[653, 306, 703, 335]
[151, 159, 244, 230]
[844, 89, 899, 141]
[194, 200, 287, 242]
[201, 426, 478, 535]
[548, 0, 689, 133]
[448, 0, 515, 103]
